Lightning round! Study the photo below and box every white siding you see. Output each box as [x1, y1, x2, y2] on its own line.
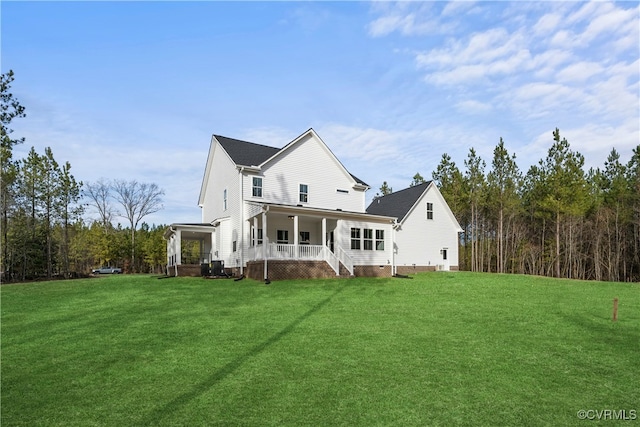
[395, 185, 460, 268]
[338, 219, 393, 266]
[201, 142, 240, 224]
[213, 218, 231, 261]
[244, 133, 367, 212]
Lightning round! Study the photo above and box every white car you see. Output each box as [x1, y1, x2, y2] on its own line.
[92, 266, 122, 274]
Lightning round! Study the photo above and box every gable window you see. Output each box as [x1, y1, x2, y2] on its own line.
[350, 228, 361, 250]
[376, 230, 385, 250]
[277, 230, 289, 244]
[363, 229, 373, 250]
[223, 188, 227, 211]
[299, 184, 308, 203]
[252, 177, 263, 198]
[426, 202, 434, 220]
[300, 231, 310, 244]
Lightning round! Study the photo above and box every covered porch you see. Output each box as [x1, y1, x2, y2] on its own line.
[244, 206, 353, 277]
[164, 223, 216, 276]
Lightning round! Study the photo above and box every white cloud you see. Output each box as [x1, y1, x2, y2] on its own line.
[455, 99, 491, 114]
[555, 61, 604, 84]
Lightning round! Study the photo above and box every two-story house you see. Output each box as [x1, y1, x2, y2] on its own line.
[164, 128, 462, 279]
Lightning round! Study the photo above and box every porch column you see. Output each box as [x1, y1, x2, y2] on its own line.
[253, 217, 258, 248]
[293, 215, 299, 258]
[211, 230, 215, 261]
[262, 211, 268, 280]
[322, 218, 327, 248]
[175, 229, 182, 265]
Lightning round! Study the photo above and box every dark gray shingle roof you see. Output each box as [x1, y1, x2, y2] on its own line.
[214, 134, 369, 187]
[215, 135, 280, 167]
[366, 181, 432, 221]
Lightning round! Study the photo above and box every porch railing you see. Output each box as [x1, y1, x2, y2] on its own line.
[337, 246, 354, 276]
[246, 243, 353, 276]
[248, 243, 324, 260]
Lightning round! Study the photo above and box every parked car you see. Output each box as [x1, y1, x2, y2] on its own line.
[92, 266, 122, 274]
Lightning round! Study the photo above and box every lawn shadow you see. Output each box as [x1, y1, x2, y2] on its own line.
[141, 282, 348, 425]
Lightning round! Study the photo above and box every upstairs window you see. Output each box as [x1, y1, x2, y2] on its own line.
[223, 188, 227, 210]
[350, 228, 361, 250]
[299, 184, 308, 203]
[252, 177, 263, 198]
[426, 202, 434, 220]
[376, 230, 385, 250]
[363, 229, 373, 250]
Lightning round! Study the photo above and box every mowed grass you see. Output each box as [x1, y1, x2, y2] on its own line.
[2, 272, 638, 426]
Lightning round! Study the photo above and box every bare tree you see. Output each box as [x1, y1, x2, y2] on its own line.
[84, 178, 117, 232]
[111, 180, 164, 272]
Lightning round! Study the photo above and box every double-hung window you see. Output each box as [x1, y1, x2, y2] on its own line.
[426, 202, 434, 220]
[363, 229, 373, 250]
[299, 184, 308, 203]
[277, 230, 289, 244]
[252, 228, 263, 246]
[375, 230, 385, 250]
[252, 177, 263, 198]
[350, 228, 361, 250]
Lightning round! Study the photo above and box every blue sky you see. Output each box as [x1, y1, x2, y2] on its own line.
[3, 1, 639, 226]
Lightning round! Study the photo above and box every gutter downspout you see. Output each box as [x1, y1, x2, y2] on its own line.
[392, 220, 398, 276]
[263, 205, 269, 281]
[239, 167, 245, 275]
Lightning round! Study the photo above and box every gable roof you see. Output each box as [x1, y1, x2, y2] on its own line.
[366, 181, 432, 221]
[213, 130, 369, 187]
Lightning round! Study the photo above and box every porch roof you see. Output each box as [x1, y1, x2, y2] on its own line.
[163, 223, 215, 239]
[247, 202, 397, 223]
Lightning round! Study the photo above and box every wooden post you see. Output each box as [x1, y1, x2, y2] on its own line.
[613, 298, 619, 322]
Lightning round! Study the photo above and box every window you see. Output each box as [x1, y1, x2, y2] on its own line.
[299, 184, 308, 203]
[363, 229, 373, 250]
[252, 177, 263, 197]
[376, 230, 385, 250]
[223, 188, 227, 210]
[277, 230, 289, 244]
[252, 228, 263, 246]
[300, 231, 310, 244]
[350, 228, 361, 250]
[232, 241, 237, 252]
[427, 202, 434, 220]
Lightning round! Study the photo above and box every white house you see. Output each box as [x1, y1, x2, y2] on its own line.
[164, 128, 462, 279]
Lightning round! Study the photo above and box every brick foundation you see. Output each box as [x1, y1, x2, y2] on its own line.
[246, 260, 340, 280]
[175, 264, 201, 277]
[245, 261, 394, 280]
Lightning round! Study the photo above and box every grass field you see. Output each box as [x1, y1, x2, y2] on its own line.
[1, 272, 638, 426]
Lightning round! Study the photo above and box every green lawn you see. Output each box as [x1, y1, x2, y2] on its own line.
[2, 273, 638, 426]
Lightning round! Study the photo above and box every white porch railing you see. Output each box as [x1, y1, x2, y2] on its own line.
[248, 243, 325, 261]
[247, 243, 353, 276]
[337, 246, 354, 276]
[323, 247, 340, 276]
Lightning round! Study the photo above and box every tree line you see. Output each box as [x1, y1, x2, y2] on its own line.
[1, 70, 167, 282]
[419, 132, 638, 282]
